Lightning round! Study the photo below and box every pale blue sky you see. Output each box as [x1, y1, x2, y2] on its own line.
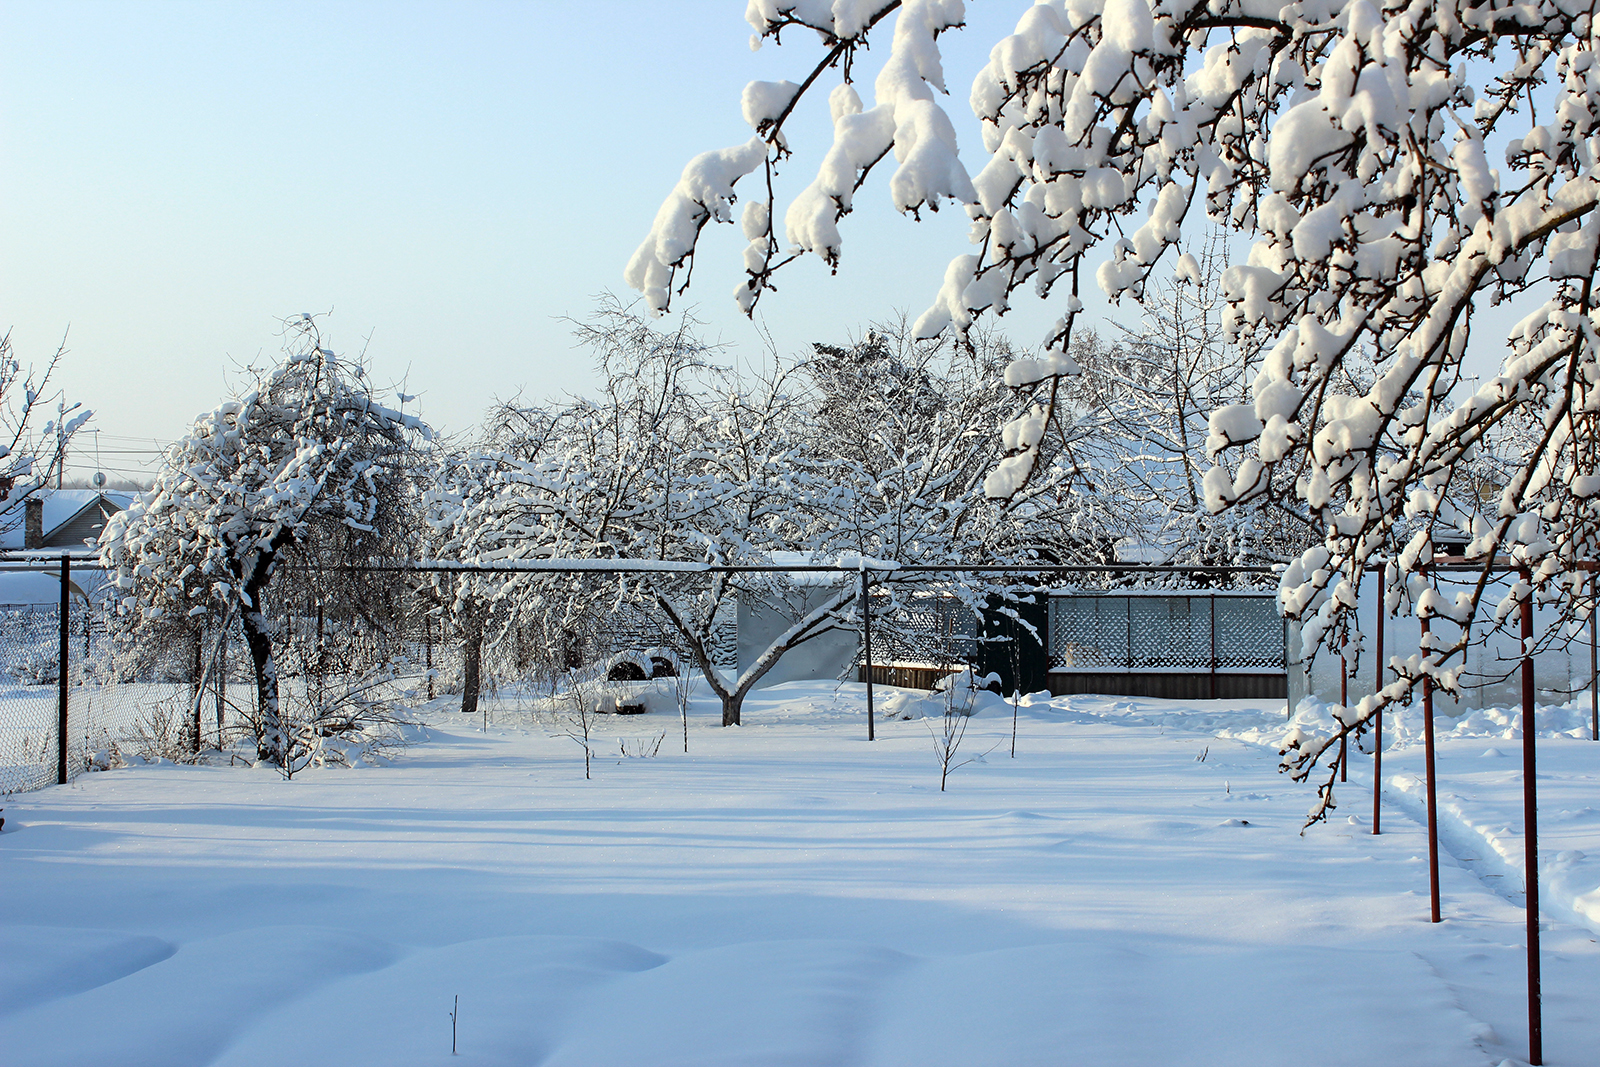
[3, 0, 1074, 481]
[2, 1, 1526, 485]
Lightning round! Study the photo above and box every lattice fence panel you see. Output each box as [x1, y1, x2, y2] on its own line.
[1049, 594, 1284, 673]
[1129, 598, 1211, 670]
[1214, 597, 1287, 670]
[1048, 596, 1132, 670]
[868, 595, 977, 668]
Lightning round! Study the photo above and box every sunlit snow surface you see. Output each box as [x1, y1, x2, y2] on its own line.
[4, 683, 1599, 1066]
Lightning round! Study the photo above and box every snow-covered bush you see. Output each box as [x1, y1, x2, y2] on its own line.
[7, 650, 57, 686]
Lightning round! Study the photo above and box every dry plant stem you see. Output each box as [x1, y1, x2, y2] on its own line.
[1010, 636, 1020, 758]
[929, 663, 984, 792]
[562, 670, 596, 780]
[675, 660, 692, 753]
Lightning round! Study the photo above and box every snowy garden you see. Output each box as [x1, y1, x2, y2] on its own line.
[4, 684, 1600, 1066]
[8, 0, 1600, 1064]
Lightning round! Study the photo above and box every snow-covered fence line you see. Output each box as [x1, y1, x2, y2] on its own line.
[338, 560, 1289, 722]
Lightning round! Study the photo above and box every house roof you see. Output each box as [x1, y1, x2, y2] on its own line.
[0, 489, 135, 550]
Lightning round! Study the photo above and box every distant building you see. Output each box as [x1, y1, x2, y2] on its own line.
[0, 489, 134, 552]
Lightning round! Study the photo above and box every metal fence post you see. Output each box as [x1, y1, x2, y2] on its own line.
[57, 554, 70, 785]
[1373, 561, 1385, 835]
[1520, 567, 1542, 1065]
[860, 567, 875, 742]
[1421, 605, 1441, 923]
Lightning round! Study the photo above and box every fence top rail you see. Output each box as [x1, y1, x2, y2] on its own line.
[0, 552, 101, 572]
[1049, 589, 1281, 598]
[306, 559, 1288, 576]
[6, 553, 1574, 577]
[271, 556, 1600, 576]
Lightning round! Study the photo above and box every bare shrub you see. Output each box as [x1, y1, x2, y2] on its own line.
[618, 732, 666, 759]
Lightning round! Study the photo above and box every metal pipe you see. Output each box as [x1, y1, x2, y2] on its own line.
[1373, 561, 1385, 835]
[1422, 607, 1441, 924]
[255, 560, 1285, 576]
[861, 568, 875, 742]
[56, 554, 70, 786]
[1520, 569, 1543, 1065]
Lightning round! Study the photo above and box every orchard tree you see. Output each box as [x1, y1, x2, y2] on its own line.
[631, 1, 1600, 819]
[420, 405, 593, 719]
[525, 303, 841, 727]
[101, 317, 431, 769]
[1062, 236, 1314, 572]
[435, 302, 1059, 726]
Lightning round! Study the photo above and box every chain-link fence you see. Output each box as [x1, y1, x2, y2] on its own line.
[0, 561, 176, 794]
[425, 579, 738, 726]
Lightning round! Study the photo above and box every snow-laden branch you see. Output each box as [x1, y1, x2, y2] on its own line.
[634, 1, 1600, 822]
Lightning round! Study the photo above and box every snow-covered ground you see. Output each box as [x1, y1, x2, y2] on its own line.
[2, 682, 1597, 1066]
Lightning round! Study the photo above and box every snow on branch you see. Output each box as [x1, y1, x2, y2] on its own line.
[635, 1, 1600, 821]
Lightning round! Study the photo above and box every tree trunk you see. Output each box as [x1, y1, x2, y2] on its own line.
[241, 606, 282, 764]
[237, 536, 291, 766]
[461, 629, 483, 718]
[652, 583, 858, 729]
[190, 629, 204, 753]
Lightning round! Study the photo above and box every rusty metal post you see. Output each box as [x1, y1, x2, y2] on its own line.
[1520, 568, 1542, 1065]
[860, 567, 875, 742]
[56, 554, 70, 785]
[1373, 561, 1384, 835]
[1421, 607, 1441, 923]
[1339, 649, 1348, 782]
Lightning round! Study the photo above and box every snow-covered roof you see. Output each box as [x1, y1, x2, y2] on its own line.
[0, 489, 135, 550]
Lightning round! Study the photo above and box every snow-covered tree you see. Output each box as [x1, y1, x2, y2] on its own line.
[0, 329, 91, 535]
[801, 320, 1096, 657]
[632, 1, 1600, 819]
[100, 317, 431, 769]
[430, 303, 1055, 726]
[1061, 237, 1312, 572]
[534, 305, 839, 727]
[419, 405, 592, 719]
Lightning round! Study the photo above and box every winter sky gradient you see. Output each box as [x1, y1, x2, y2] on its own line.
[2, 0, 1523, 481]
[2, 0, 1071, 480]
